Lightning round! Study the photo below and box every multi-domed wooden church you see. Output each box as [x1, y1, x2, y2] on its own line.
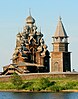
[2, 13, 50, 75]
[2, 13, 71, 75]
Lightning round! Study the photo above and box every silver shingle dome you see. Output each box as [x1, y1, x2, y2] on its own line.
[26, 15, 35, 24]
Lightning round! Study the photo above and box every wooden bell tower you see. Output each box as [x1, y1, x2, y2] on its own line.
[51, 17, 71, 72]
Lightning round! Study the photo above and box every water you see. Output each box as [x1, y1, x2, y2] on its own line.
[0, 92, 78, 99]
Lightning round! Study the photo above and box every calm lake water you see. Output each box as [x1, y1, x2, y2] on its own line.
[0, 92, 78, 99]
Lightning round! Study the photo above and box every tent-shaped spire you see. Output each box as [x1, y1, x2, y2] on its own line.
[54, 17, 68, 38]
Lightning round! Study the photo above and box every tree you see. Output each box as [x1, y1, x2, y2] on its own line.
[11, 72, 23, 89]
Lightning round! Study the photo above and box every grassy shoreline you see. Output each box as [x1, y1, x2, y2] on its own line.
[0, 77, 78, 92]
[0, 89, 78, 93]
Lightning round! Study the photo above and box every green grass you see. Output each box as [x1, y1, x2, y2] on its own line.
[0, 77, 78, 92]
[0, 82, 16, 89]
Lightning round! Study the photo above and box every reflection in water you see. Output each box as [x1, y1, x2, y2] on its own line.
[0, 92, 78, 99]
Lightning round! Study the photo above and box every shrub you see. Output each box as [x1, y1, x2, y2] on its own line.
[22, 82, 33, 89]
[63, 81, 77, 89]
[38, 78, 51, 89]
[11, 72, 23, 89]
[48, 85, 62, 92]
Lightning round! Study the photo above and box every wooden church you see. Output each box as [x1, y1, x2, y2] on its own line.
[2, 13, 50, 75]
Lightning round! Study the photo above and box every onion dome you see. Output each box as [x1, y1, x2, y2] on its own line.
[40, 38, 44, 44]
[43, 44, 47, 49]
[24, 26, 30, 31]
[17, 32, 21, 37]
[26, 15, 35, 24]
[37, 46, 43, 52]
[33, 25, 37, 30]
[36, 32, 41, 36]
[36, 32, 43, 37]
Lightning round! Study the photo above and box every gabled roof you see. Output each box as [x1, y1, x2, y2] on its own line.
[2, 64, 24, 75]
[53, 17, 68, 38]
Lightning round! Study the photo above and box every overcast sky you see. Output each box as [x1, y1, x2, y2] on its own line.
[0, 0, 78, 71]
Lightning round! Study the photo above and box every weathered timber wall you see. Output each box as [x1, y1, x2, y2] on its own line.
[0, 72, 78, 82]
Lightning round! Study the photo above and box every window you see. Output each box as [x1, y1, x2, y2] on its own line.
[54, 62, 58, 72]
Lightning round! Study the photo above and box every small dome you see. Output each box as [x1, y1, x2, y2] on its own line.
[26, 15, 35, 24]
[40, 38, 44, 43]
[43, 44, 47, 49]
[36, 32, 43, 37]
[17, 33, 21, 37]
[37, 46, 42, 52]
[33, 25, 37, 30]
[24, 26, 30, 31]
[36, 32, 41, 36]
